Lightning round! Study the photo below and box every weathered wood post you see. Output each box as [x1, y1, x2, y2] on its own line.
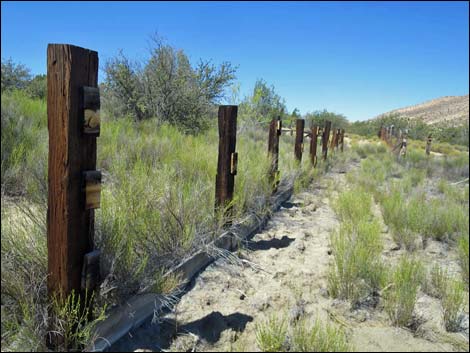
[47, 44, 101, 308]
[294, 119, 305, 163]
[310, 125, 318, 167]
[268, 116, 282, 192]
[335, 128, 341, 149]
[322, 120, 332, 160]
[340, 129, 345, 152]
[330, 127, 337, 150]
[215, 105, 238, 217]
[425, 134, 432, 156]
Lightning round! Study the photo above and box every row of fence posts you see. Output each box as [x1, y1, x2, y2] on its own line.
[379, 124, 432, 156]
[45, 43, 345, 347]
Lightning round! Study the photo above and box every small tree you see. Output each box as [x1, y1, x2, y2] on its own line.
[103, 34, 237, 133]
[1, 58, 32, 92]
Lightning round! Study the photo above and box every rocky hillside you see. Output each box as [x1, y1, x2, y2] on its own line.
[375, 95, 469, 126]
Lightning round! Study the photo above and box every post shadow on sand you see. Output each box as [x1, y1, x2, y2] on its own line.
[110, 311, 253, 352]
[246, 235, 295, 251]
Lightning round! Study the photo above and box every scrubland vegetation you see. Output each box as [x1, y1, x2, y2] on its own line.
[327, 135, 469, 345]
[2, 36, 469, 351]
[1, 37, 337, 351]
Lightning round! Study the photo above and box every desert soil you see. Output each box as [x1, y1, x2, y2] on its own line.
[111, 160, 469, 352]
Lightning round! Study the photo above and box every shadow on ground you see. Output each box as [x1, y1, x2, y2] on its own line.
[110, 311, 253, 352]
[246, 235, 295, 251]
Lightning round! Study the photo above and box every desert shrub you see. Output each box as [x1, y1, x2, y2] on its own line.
[442, 279, 466, 332]
[255, 314, 288, 352]
[422, 199, 468, 242]
[1, 90, 47, 199]
[291, 318, 351, 352]
[328, 220, 387, 305]
[333, 189, 372, 224]
[102, 35, 236, 132]
[384, 256, 424, 327]
[457, 234, 469, 288]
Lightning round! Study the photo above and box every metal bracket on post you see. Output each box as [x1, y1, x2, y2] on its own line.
[82, 87, 100, 136]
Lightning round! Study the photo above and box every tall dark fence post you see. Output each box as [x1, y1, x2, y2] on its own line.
[340, 129, 345, 152]
[47, 44, 101, 346]
[294, 119, 305, 163]
[215, 105, 238, 217]
[310, 125, 318, 167]
[268, 116, 282, 192]
[322, 120, 332, 160]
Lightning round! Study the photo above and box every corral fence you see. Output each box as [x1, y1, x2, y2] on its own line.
[45, 43, 346, 348]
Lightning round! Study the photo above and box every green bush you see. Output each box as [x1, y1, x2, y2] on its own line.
[255, 314, 288, 352]
[328, 220, 387, 304]
[291, 318, 351, 352]
[442, 279, 466, 332]
[384, 256, 424, 327]
[457, 234, 469, 288]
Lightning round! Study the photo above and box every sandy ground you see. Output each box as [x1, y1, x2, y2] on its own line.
[111, 161, 468, 352]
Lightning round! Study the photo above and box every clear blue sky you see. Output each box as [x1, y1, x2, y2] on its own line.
[2, 1, 468, 121]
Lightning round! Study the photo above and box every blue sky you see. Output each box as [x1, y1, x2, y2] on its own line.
[1, 1, 468, 121]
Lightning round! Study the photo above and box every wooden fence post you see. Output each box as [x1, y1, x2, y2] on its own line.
[268, 116, 282, 191]
[215, 105, 238, 217]
[322, 120, 332, 160]
[294, 119, 305, 163]
[330, 127, 337, 150]
[426, 134, 432, 156]
[340, 129, 345, 152]
[310, 125, 318, 167]
[335, 128, 341, 149]
[47, 43, 100, 314]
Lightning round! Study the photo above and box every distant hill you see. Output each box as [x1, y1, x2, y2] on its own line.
[374, 95, 469, 126]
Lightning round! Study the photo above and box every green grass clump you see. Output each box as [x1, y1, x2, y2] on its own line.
[441, 279, 466, 332]
[423, 199, 468, 242]
[384, 256, 424, 327]
[255, 315, 288, 352]
[457, 234, 469, 288]
[291, 318, 352, 352]
[428, 264, 449, 299]
[328, 220, 387, 305]
[333, 189, 372, 224]
[1, 90, 47, 200]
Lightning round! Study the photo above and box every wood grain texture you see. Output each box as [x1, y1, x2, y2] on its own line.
[47, 44, 98, 300]
[215, 105, 238, 213]
[295, 119, 305, 162]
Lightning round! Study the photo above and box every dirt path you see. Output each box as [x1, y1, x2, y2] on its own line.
[111, 164, 465, 352]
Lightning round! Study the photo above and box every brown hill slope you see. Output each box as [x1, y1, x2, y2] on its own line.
[375, 95, 469, 126]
